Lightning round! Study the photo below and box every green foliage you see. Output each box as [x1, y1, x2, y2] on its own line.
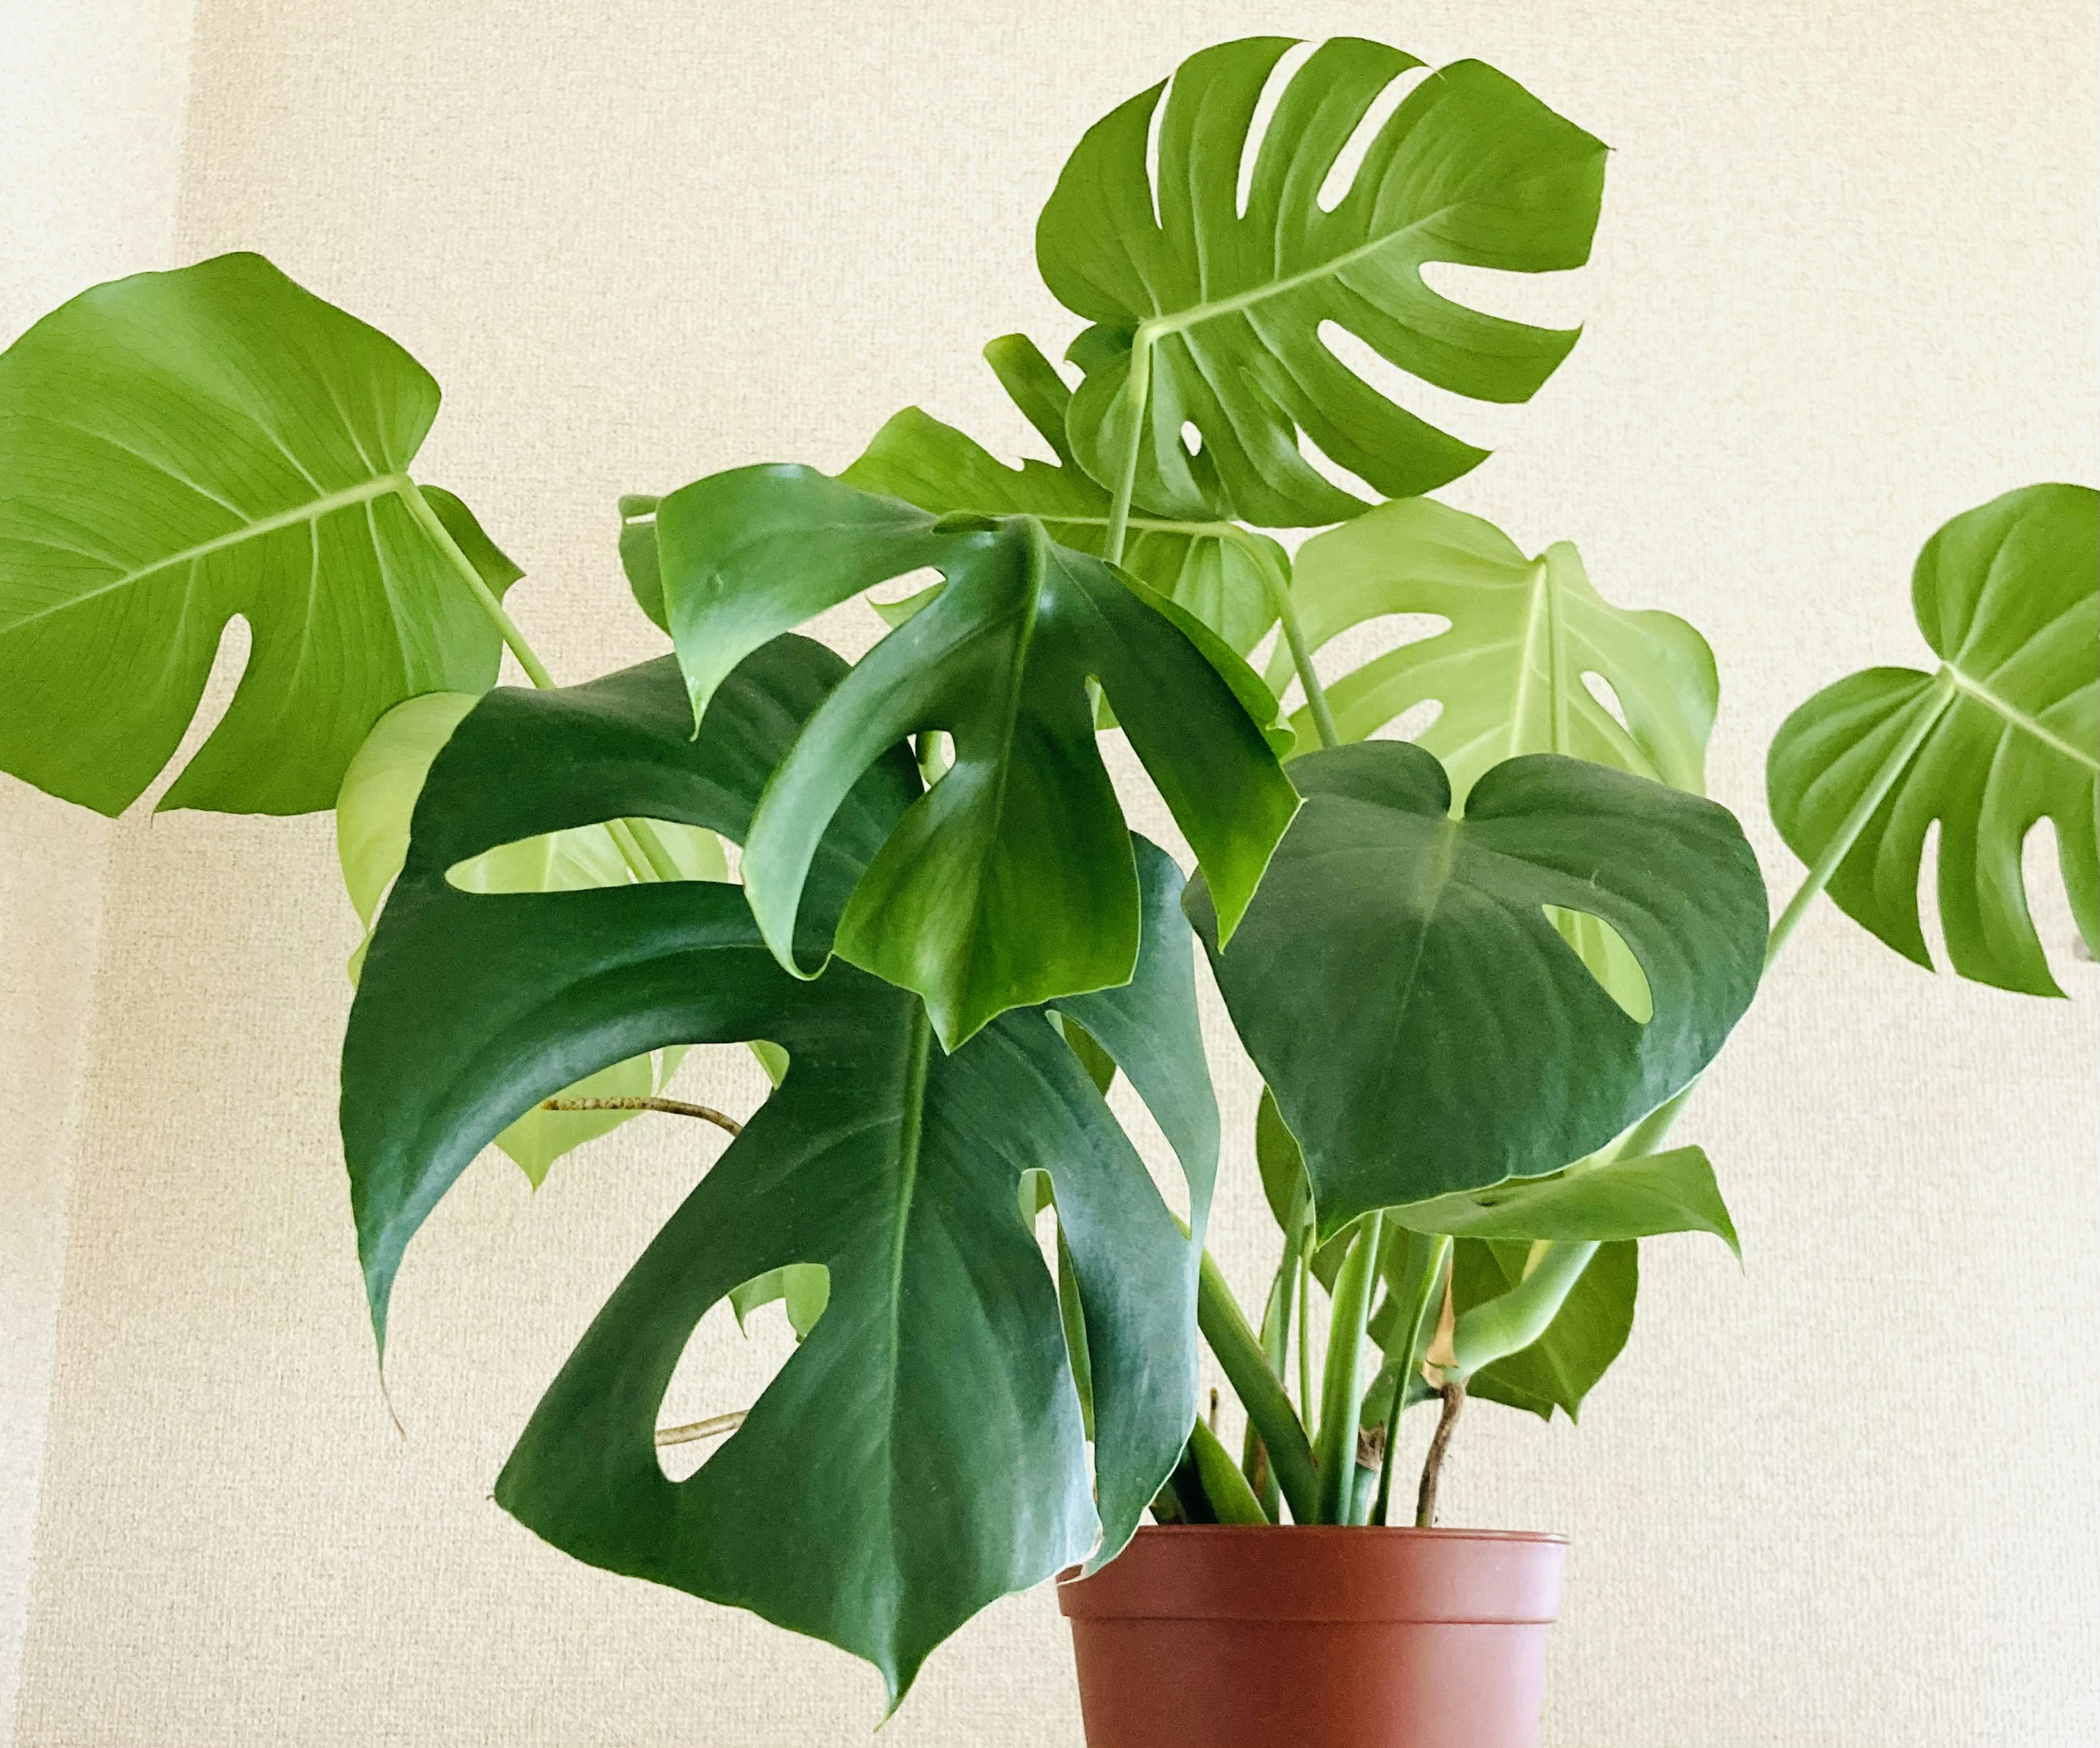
[1769, 483, 2098, 992]
[334, 689, 725, 1184]
[1454, 1239, 1637, 1421]
[1389, 1145, 1738, 1255]
[1037, 36, 1606, 526]
[1279, 497, 1717, 796]
[1191, 741, 1769, 1232]
[654, 463, 1298, 1046]
[11, 19, 2083, 1703]
[844, 335, 1290, 656]
[342, 637, 1218, 1701]
[0, 252, 515, 815]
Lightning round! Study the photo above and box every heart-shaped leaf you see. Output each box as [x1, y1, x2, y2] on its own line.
[1189, 742, 1767, 1231]
[1276, 497, 1717, 797]
[1454, 1238, 1636, 1421]
[1769, 482, 2098, 994]
[0, 252, 517, 815]
[341, 638, 1217, 1703]
[843, 334, 1288, 656]
[655, 464, 1297, 1046]
[1037, 36, 1606, 527]
[1389, 1145, 1737, 1255]
[334, 689, 726, 1184]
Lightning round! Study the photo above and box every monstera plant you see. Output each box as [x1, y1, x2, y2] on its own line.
[2, 29, 2092, 1737]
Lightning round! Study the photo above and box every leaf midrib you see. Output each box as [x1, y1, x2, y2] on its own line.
[881, 1004, 936, 1568]
[1137, 203, 1460, 341]
[0, 470, 413, 638]
[1944, 662, 2099, 774]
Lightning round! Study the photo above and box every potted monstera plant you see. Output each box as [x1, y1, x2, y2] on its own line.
[2, 31, 2092, 1748]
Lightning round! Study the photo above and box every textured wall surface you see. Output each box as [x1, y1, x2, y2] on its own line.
[0, 0, 196, 1735]
[5, 2, 2097, 1744]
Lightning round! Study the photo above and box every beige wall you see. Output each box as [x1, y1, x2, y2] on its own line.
[1, 0, 196, 1734]
[7, 1, 2097, 1743]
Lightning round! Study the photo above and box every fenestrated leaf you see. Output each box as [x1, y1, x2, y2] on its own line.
[0, 251, 517, 815]
[1189, 741, 1766, 1233]
[1769, 483, 2098, 994]
[656, 463, 1298, 1047]
[843, 334, 1288, 655]
[1036, 37, 1606, 527]
[1275, 497, 1718, 797]
[1455, 1238, 1636, 1421]
[334, 689, 725, 1184]
[341, 638, 1215, 1703]
[1389, 1145, 1737, 1256]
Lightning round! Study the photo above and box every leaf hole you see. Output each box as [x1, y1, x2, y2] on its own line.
[1314, 62, 1434, 212]
[1316, 321, 1519, 457]
[1543, 906, 1653, 1023]
[1583, 671, 1629, 729]
[1373, 697, 1444, 744]
[1180, 420, 1204, 458]
[1235, 40, 1317, 218]
[869, 565, 944, 631]
[445, 819, 730, 894]
[1145, 72, 1169, 230]
[655, 1264, 830, 1483]
[1418, 259, 1591, 333]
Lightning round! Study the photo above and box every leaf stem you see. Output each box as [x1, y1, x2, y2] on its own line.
[1101, 336, 1152, 568]
[1196, 1246, 1319, 1525]
[1314, 1212, 1382, 1523]
[1604, 668, 1963, 1170]
[1249, 537, 1340, 751]
[1413, 1379, 1466, 1527]
[541, 1094, 743, 1138]
[1449, 1239, 1600, 1377]
[1295, 1238, 1314, 1436]
[1764, 669, 1957, 964]
[400, 479, 557, 690]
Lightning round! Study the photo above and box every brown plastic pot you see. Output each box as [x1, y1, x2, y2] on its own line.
[1058, 1525, 1566, 1748]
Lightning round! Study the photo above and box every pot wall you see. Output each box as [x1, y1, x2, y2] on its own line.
[1059, 1526, 1566, 1748]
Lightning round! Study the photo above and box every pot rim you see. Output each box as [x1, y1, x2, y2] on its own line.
[1057, 1523, 1569, 1624]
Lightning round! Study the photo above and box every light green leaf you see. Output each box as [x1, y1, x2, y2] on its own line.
[1189, 742, 1768, 1233]
[728, 1262, 832, 1339]
[333, 685, 726, 1185]
[1277, 497, 1718, 800]
[340, 639, 1216, 1700]
[1187, 1418, 1271, 1524]
[1454, 1238, 1636, 1421]
[1036, 37, 1606, 527]
[843, 335, 1288, 656]
[1769, 482, 2098, 994]
[0, 252, 516, 815]
[656, 464, 1297, 1047]
[1389, 1145, 1737, 1256]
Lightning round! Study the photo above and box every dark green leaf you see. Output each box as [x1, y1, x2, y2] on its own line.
[1455, 1238, 1636, 1421]
[618, 492, 666, 630]
[341, 642, 1215, 1702]
[1769, 483, 2098, 993]
[0, 252, 515, 815]
[843, 335, 1287, 655]
[656, 464, 1297, 1046]
[1254, 1085, 1304, 1234]
[1189, 742, 1767, 1232]
[1036, 37, 1606, 526]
